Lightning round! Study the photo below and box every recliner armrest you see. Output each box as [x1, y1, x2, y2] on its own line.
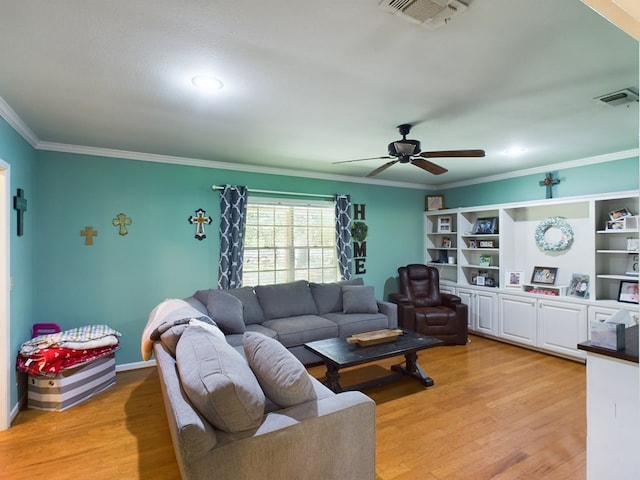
[388, 293, 410, 305]
[441, 293, 462, 308]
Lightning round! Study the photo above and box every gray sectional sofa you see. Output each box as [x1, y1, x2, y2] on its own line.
[184, 278, 398, 364]
[144, 279, 394, 480]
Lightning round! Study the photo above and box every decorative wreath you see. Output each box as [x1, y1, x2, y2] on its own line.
[351, 221, 368, 243]
[534, 217, 574, 252]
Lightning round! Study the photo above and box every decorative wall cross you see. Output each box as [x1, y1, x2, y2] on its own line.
[81, 226, 98, 245]
[112, 213, 132, 236]
[13, 188, 27, 236]
[539, 172, 560, 199]
[189, 208, 212, 240]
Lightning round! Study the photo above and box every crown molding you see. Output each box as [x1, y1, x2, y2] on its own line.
[0, 97, 38, 147]
[36, 141, 433, 190]
[437, 149, 639, 190]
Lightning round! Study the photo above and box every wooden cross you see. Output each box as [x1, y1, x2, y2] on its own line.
[112, 213, 132, 236]
[81, 226, 98, 245]
[539, 172, 560, 199]
[13, 188, 27, 236]
[189, 208, 212, 240]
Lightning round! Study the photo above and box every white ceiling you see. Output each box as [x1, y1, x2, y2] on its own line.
[0, 0, 638, 188]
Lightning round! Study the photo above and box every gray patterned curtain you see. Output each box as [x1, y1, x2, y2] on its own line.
[334, 194, 353, 280]
[218, 185, 248, 289]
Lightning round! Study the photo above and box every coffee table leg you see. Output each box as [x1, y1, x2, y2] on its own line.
[391, 352, 435, 387]
[324, 364, 343, 393]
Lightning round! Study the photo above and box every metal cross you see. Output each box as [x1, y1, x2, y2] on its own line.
[112, 213, 132, 236]
[13, 188, 27, 236]
[189, 208, 212, 240]
[539, 172, 560, 199]
[81, 226, 98, 245]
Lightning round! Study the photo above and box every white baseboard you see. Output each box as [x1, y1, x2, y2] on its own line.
[116, 359, 156, 372]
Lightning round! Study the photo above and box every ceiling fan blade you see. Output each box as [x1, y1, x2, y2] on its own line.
[365, 160, 398, 177]
[412, 159, 448, 175]
[420, 149, 485, 158]
[332, 156, 391, 165]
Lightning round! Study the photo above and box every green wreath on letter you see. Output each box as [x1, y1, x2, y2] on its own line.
[351, 221, 368, 243]
[534, 217, 574, 252]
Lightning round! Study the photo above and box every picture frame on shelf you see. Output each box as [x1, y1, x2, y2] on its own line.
[473, 217, 498, 235]
[437, 216, 452, 233]
[469, 240, 477, 248]
[441, 237, 452, 248]
[531, 266, 558, 285]
[479, 254, 491, 267]
[425, 195, 445, 211]
[625, 253, 639, 277]
[618, 280, 639, 304]
[568, 274, 590, 299]
[609, 207, 633, 220]
[505, 270, 524, 288]
[479, 239, 495, 248]
[475, 276, 486, 286]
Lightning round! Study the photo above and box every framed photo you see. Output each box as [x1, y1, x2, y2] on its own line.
[618, 280, 639, 304]
[425, 195, 445, 211]
[468, 240, 477, 248]
[505, 270, 524, 288]
[437, 216, 452, 233]
[531, 266, 558, 285]
[473, 217, 498, 235]
[475, 276, 486, 286]
[441, 237, 452, 248]
[568, 274, 590, 298]
[609, 207, 632, 220]
[479, 254, 491, 267]
[479, 240, 495, 248]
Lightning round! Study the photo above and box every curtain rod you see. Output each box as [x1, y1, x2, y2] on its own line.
[211, 185, 340, 199]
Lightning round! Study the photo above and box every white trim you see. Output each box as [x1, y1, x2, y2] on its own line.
[438, 149, 639, 189]
[116, 359, 156, 372]
[0, 160, 10, 430]
[0, 98, 38, 148]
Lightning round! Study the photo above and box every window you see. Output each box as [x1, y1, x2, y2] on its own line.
[243, 199, 338, 286]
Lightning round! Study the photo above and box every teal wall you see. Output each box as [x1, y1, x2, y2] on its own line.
[2, 110, 639, 414]
[34, 151, 429, 366]
[0, 120, 37, 409]
[440, 156, 639, 208]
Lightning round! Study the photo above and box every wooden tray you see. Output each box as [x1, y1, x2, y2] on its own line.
[346, 329, 404, 347]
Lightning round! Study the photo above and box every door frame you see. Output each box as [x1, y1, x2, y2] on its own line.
[0, 159, 10, 430]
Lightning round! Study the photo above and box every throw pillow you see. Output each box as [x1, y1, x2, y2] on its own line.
[223, 287, 266, 325]
[243, 331, 316, 408]
[196, 289, 246, 334]
[341, 285, 378, 314]
[255, 280, 318, 320]
[176, 325, 265, 433]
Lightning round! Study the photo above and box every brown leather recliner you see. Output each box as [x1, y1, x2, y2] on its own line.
[389, 264, 468, 345]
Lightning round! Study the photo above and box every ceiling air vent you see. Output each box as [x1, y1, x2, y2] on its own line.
[594, 88, 639, 107]
[379, 0, 471, 29]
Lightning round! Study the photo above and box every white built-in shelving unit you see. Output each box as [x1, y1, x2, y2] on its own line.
[425, 190, 639, 361]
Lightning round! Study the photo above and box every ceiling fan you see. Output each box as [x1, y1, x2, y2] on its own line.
[333, 124, 485, 177]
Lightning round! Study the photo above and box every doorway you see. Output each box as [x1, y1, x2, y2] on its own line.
[0, 160, 10, 430]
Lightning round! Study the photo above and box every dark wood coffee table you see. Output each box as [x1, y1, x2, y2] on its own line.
[304, 330, 443, 393]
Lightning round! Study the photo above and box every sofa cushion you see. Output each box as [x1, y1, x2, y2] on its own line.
[262, 315, 339, 348]
[342, 285, 378, 314]
[322, 312, 390, 337]
[243, 332, 316, 408]
[176, 325, 265, 433]
[255, 280, 318, 320]
[157, 318, 225, 356]
[194, 289, 246, 335]
[222, 287, 266, 325]
[310, 278, 364, 314]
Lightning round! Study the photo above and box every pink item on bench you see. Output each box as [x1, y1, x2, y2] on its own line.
[32, 323, 61, 338]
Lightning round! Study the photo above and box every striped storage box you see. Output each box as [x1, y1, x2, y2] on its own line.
[28, 354, 116, 411]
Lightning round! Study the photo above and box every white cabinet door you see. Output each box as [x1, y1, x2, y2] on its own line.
[456, 288, 474, 330]
[456, 287, 497, 335]
[476, 290, 497, 335]
[537, 299, 587, 359]
[498, 294, 537, 346]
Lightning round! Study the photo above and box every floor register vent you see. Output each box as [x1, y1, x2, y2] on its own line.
[379, 0, 471, 29]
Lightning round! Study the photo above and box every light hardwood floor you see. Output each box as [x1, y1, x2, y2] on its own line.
[0, 335, 586, 480]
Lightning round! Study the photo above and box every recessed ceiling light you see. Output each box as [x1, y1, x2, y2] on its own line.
[191, 75, 223, 91]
